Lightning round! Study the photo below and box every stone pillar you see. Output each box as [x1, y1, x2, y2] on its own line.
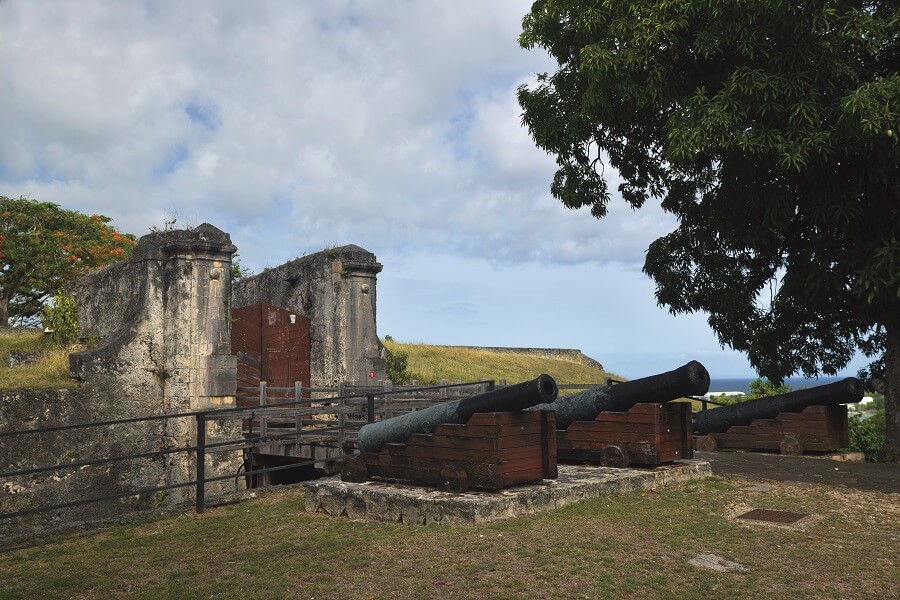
[160, 224, 238, 412]
[70, 222, 238, 413]
[158, 225, 238, 503]
[339, 257, 384, 382]
[69, 223, 240, 507]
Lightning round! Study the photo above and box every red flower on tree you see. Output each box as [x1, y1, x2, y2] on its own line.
[0, 196, 136, 326]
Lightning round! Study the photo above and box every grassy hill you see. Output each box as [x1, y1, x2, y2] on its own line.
[380, 342, 714, 408]
[1, 330, 617, 392]
[0, 328, 78, 390]
[383, 340, 619, 388]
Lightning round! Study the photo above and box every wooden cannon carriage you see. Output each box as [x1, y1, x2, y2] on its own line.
[342, 410, 557, 492]
[557, 401, 693, 467]
[343, 375, 559, 491]
[693, 378, 861, 455]
[534, 361, 708, 467]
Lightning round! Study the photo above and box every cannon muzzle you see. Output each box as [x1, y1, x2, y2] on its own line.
[531, 360, 710, 430]
[357, 374, 558, 453]
[693, 377, 863, 435]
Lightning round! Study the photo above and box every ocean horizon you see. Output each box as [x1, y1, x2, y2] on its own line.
[707, 375, 851, 394]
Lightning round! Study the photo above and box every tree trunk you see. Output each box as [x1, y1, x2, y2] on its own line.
[0, 297, 8, 327]
[882, 321, 900, 463]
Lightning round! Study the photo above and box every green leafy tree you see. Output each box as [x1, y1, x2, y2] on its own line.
[747, 378, 792, 399]
[231, 256, 252, 281]
[518, 1, 900, 460]
[384, 345, 421, 384]
[848, 411, 886, 462]
[0, 196, 136, 326]
[41, 291, 80, 344]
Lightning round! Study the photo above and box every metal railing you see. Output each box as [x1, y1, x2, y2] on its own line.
[1, 378, 623, 527]
[0, 402, 320, 522]
[0, 379, 499, 525]
[695, 396, 731, 411]
[238, 379, 498, 439]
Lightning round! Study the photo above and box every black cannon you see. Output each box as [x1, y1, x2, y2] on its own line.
[530, 360, 710, 430]
[693, 377, 863, 436]
[356, 374, 558, 453]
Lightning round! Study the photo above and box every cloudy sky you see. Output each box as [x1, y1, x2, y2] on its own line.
[0, 1, 867, 379]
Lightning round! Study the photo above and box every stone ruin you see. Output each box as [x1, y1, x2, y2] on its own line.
[1, 224, 386, 533]
[232, 244, 386, 386]
[70, 223, 238, 413]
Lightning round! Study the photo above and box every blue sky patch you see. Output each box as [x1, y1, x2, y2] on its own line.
[31, 162, 55, 184]
[152, 144, 190, 179]
[184, 101, 220, 131]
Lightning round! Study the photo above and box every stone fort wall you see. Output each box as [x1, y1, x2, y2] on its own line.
[1, 224, 242, 535]
[1, 231, 393, 535]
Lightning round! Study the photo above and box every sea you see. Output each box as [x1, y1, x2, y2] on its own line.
[707, 376, 849, 395]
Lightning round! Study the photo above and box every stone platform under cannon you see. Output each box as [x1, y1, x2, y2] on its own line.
[302, 460, 711, 525]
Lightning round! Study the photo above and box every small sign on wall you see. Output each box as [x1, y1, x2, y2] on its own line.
[368, 371, 376, 379]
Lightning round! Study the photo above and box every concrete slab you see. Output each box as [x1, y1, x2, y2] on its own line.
[302, 459, 711, 525]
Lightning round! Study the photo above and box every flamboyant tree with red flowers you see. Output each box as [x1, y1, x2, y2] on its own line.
[0, 196, 136, 326]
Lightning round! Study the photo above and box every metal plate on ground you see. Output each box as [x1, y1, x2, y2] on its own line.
[736, 508, 809, 524]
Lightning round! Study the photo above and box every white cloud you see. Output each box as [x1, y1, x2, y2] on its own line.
[1, 0, 673, 267]
[5, 0, 832, 378]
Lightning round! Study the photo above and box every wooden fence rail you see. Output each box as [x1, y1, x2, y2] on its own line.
[235, 379, 615, 449]
[235, 379, 498, 445]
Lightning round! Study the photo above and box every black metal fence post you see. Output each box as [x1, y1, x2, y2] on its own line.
[196, 412, 206, 513]
[367, 394, 375, 423]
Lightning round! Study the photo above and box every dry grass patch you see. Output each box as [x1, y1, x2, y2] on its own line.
[384, 340, 619, 387]
[0, 328, 79, 390]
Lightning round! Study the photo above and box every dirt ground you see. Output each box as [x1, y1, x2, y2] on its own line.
[696, 450, 900, 494]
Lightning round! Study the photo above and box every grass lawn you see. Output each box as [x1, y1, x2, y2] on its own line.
[1, 476, 896, 599]
[0, 328, 79, 390]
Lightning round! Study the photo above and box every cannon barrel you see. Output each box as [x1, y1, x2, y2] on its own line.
[357, 374, 559, 453]
[693, 377, 863, 435]
[530, 360, 710, 430]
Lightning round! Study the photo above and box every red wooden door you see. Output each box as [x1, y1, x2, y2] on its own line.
[231, 303, 311, 390]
